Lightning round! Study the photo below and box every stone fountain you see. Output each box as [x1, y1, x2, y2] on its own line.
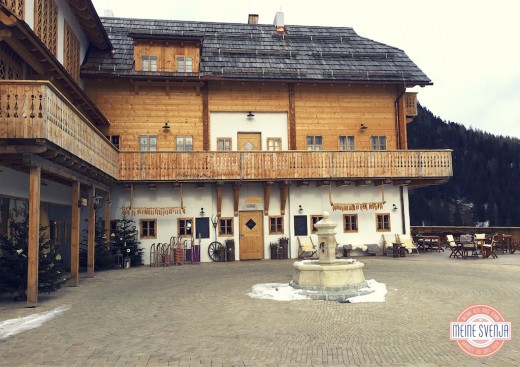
[290, 211, 373, 302]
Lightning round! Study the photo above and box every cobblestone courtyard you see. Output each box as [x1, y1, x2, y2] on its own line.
[1, 253, 519, 366]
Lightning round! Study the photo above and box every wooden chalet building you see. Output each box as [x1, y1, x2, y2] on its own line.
[0, 1, 452, 304]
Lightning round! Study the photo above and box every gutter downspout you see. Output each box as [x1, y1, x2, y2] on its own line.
[395, 87, 406, 150]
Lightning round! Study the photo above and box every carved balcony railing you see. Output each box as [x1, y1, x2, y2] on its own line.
[0, 0, 24, 19]
[119, 150, 453, 182]
[0, 81, 119, 178]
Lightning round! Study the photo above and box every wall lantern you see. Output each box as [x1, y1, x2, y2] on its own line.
[360, 123, 368, 130]
[247, 111, 255, 118]
[298, 205, 304, 214]
[200, 207, 205, 216]
[392, 204, 398, 211]
[162, 121, 171, 131]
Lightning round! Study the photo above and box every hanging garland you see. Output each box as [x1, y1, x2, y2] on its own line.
[329, 184, 386, 212]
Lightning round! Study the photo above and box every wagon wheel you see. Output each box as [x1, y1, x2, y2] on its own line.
[208, 241, 225, 262]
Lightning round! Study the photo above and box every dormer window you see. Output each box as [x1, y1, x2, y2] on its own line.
[177, 56, 193, 72]
[142, 56, 157, 71]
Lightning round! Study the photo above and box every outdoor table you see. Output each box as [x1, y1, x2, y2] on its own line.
[416, 235, 443, 252]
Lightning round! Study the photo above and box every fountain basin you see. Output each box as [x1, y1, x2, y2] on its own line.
[290, 259, 372, 301]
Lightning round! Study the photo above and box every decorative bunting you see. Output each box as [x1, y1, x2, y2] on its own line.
[329, 183, 386, 212]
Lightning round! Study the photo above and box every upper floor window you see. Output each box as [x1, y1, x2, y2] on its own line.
[105, 135, 120, 149]
[176, 136, 193, 151]
[267, 138, 282, 151]
[371, 136, 387, 151]
[35, 0, 58, 56]
[217, 138, 232, 151]
[177, 56, 193, 72]
[139, 135, 157, 151]
[376, 214, 391, 232]
[141, 56, 158, 71]
[307, 136, 322, 151]
[339, 136, 355, 151]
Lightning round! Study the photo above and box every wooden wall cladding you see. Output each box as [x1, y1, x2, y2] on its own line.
[208, 82, 289, 112]
[85, 79, 203, 151]
[294, 84, 397, 150]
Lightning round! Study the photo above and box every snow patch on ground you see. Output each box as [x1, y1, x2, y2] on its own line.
[0, 304, 70, 340]
[248, 279, 387, 303]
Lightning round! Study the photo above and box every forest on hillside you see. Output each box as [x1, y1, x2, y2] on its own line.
[406, 105, 520, 227]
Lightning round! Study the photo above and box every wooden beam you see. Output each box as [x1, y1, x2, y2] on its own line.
[288, 84, 296, 150]
[216, 183, 223, 217]
[280, 183, 289, 216]
[263, 182, 273, 216]
[87, 187, 95, 278]
[202, 85, 209, 151]
[26, 166, 41, 307]
[69, 182, 80, 287]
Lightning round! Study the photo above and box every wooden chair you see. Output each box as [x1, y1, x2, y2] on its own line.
[396, 234, 419, 255]
[474, 233, 486, 257]
[382, 234, 398, 256]
[460, 234, 478, 258]
[482, 234, 498, 259]
[446, 235, 462, 258]
[297, 236, 317, 259]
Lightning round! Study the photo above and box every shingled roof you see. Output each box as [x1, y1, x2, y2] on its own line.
[82, 16, 432, 86]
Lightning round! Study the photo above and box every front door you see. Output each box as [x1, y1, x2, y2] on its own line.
[239, 211, 264, 260]
[237, 132, 261, 151]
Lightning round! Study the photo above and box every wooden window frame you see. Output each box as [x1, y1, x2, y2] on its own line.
[176, 135, 193, 151]
[140, 219, 157, 239]
[141, 55, 158, 71]
[269, 216, 284, 235]
[217, 137, 232, 151]
[310, 215, 323, 234]
[306, 136, 323, 151]
[178, 218, 193, 237]
[218, 217, 234, 236]
[177, 56, 193, 72]
[139, 135, 157, 151]
[267, 138, 282, 151]
[343, 214, 358, 233]
[371, 136, 387, 151]
[376, 213, 391, 232]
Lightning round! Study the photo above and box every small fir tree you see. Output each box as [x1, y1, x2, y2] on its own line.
[0, 213, 66, 301]
[79, 217, 114, 271]
[110, 214, 143, 266]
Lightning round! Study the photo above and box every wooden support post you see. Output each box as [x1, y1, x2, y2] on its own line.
[104, 193, 111, 244]
[280, 182, 289, 216]
[216, 183, 223, 217]
[87, 187, 95, 278]
[27, 166, 40, 307]
[69, 182, 80, 287]
[264, 182, 273, 216]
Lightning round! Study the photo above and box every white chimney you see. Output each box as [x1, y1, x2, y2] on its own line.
[248, 14, 259, 24]
[104, 9, 114, 17]
[274, 11, 284, 32]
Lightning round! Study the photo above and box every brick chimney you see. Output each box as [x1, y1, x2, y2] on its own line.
[274, 11, 284, 32]
[248, 14, 259, 24]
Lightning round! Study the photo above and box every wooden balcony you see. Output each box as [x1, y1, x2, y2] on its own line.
[0, 81, 119, 179]
[404, 92, 418, 121]
[119, 150, 453, 184]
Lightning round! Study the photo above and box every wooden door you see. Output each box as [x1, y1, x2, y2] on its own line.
[239, 211, 264, 260]
[237, 132, 261, 151]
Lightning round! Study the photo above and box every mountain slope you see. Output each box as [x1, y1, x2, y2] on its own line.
[406, 106, 520, 226]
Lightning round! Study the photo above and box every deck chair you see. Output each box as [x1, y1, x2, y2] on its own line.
[396, 234, 419, 255]
[297, 236, 317, 259]
[482, 234, 498, 259]
[382, 234, 398, 256]
[446, 235, 462, 258]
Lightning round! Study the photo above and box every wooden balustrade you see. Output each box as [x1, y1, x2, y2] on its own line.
[0, 81, 119, 178]
[119, 150, 452, 181]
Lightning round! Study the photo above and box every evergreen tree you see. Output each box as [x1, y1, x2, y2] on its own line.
[79, 217, 114, 271]
[0, 213, 66, 301]
[110, 214, 143, 266]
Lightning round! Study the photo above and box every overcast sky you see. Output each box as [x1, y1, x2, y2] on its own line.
[92, 0, 520, 139]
